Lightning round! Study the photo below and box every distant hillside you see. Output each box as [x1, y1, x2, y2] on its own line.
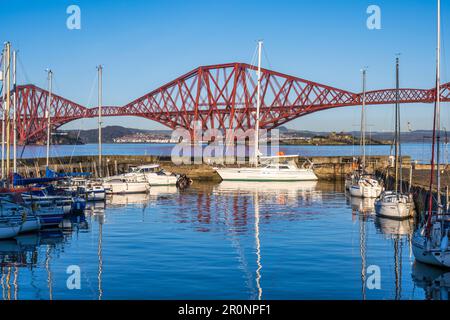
[55, 126, 443, 145]
[59, 126, 171, 144]
[284, 129, 444, 143]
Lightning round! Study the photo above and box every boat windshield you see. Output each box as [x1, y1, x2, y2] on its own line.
[260, 157, 299, 169]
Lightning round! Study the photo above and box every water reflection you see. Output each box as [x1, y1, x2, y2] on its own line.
[106, 193, 150, 207]
[374, 217, 414, 238]
[348, 196, 376, 216]
[374, 216, 414, 300]
[350, 195, 416, 300]
[1, 180, 448, 300]
[412, 262, 450, 300]
[0, 230, 65, 300]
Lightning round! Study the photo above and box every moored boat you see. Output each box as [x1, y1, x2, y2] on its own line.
[103, 176, 150, 194]
[349, 174, 383, 198]
[375, 191, 414, 220]
[412, 0, 450, 269]
[375, 57, 414, 220]
[127, 164, 178, 186]
[216, 155, 318, 182]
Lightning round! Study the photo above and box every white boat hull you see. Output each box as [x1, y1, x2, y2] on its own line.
[19, 217, 41, 233]
[375, 201, 413, 220]
[86, 189, 106, 201]
[104, 181, 150, 194]
[9, 213, 41, 233]
[216, 168, 318, 182]
[0, 221, 21, 239]
[349, 185, 382, 198]
[413, 231, 450, 268]
[145, 174, 178, 186]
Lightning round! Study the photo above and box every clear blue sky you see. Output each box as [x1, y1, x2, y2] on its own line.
[1, 0, 449, 132]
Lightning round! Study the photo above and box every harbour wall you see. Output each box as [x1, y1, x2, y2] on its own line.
[13, 154, 410, 181]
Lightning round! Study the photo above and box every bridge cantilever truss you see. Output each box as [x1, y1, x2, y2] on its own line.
[1, 62, 450, 144]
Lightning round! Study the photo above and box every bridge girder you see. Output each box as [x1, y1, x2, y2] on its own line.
[1, 63, 449, 144]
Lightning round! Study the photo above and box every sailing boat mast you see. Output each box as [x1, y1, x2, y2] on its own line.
[435, 0, 441, 213]
[45, 69, 53, 168]
[254, 41, 263, 168]
[5, 42, 11, 185]
[427, 0, 442, 229]
[1, 46, 5, 180]
[394, 57, 400, 194]
[97, 65, 103, 177]
[12, 50, 17, 174]
[360, 69, 367, 170]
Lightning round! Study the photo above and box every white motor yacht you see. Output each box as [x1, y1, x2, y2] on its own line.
[103, 175, 150, 194]
[128, 165, 178, 186]
[69, 178, 106, 201]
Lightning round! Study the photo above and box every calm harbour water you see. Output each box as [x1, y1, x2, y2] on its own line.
[1, 181, 448, 300]
[1, 143, 447, 300]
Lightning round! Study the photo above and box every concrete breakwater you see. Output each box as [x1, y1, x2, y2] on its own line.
[14, 154, 409, 181]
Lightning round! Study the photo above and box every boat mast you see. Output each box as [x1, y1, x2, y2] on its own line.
[435, 0, 441, 214]
[5, 42, 10, 185]
[45, 69, 53, 168]
[97, 65, 103, 177]
[12, 50, 17, 174]
[427, 0, 441, 230]
[254, 40, 263, 168]
[394, 57, 400, 194]
[1, 47, 5, 180]
[360, 69, 367, 170]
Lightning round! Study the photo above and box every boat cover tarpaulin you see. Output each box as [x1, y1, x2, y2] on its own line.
[45, 167, 91, 178]
[13, 173, 66, 186]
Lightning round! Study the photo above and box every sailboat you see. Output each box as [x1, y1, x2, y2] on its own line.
[215, 41, 318, 182]
[412, 0, 450, 268]
[375, 57, 414, 219]
[348, 69, 383, 198]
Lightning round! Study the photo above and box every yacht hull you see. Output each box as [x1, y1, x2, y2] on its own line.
[36, 209, 65, 228]
[19, 218, 41, 233]
[0, 221, 21, 239]
[216, 168, 318, 182]
[349, 185, 382, 198]
[145, 174, 178, 186]
[86, 190, 106, 201]
[413, 234, 450, 268]
[375, 201, 414, 220]
[104, 182, 150, 194]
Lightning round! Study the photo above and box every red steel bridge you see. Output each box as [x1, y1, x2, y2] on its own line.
[2, 62, 450, 144]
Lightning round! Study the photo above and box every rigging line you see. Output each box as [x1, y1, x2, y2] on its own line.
[16, 54, 31, 85]
[43, 73, 65, 171]
[69, 71, 97, 164]
[262, 45, 273, 71]
[249, 43, 258, 68]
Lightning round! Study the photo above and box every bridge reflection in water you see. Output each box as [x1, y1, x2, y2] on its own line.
[0, 182, 449, 300]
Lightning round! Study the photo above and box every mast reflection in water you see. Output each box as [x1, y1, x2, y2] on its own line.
[0, 181, 448, 300]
